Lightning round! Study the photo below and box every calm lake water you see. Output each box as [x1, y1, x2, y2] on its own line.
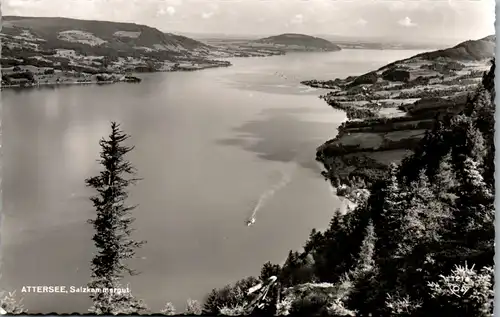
[1, 49, 427, 313]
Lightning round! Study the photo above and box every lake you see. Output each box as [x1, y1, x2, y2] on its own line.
[1, 49, 427, 313]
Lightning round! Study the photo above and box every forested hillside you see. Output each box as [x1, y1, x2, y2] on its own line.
[203, 60, 495, 316]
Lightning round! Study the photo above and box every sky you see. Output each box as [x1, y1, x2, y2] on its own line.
[2, 0, 496, 41]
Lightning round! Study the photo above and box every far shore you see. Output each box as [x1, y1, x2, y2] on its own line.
[1, 60, 234, 90]
[1, 80, 117, 89]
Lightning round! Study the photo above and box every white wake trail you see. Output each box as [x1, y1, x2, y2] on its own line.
[250, 165, 296, 222]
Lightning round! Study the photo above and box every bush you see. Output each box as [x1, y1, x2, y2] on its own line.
[185, 299, 202, 315]
[427, 264, 494, 316]
[0, 290, 27, 314]
[385, 293, 422, 316]
[88, 285, 149, 315]
[203, 277, 260, 315]
[219, 304, 247, 316]
[290, 292, 330, 316]
[276, 297, 294, 316]
[160, 302, 176, 315]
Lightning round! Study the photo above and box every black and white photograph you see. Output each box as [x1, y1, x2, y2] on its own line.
[0, 0, 496, 315]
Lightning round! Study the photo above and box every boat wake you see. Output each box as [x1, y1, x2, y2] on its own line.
[248, 164, 296, 225]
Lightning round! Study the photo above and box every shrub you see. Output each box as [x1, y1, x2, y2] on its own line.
[0, 290, 27, 314]
[427, 264, 494, 316]
[160, 302, 176, 315]
[219, 304, 247, 316]
[185, 299, 202, 315]
[385, 293, 422, 316]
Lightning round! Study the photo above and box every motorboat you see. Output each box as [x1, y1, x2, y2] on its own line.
[246, 217, 256, 226]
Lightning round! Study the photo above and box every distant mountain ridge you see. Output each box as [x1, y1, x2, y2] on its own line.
[2, 16, 212, 58]
[255, 33, 341, 51]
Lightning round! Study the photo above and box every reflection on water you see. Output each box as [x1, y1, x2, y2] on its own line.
[217, 106, 345, 172]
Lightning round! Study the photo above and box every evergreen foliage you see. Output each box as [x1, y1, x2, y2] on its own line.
[185, 299, 202, 315]
[202, 276, 260, 315]
[0, 290, 26, 314]
[85, 122, 147, 314]
[159, 302, 176, 315]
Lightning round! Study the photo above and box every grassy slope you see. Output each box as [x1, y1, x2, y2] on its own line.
[2, 16, 211, 57]
[310, 35, 495, 188]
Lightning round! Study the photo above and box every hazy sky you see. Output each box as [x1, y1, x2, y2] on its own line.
[2, 0, 496, 41]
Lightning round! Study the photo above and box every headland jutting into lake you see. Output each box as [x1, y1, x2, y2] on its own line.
[301, 35, 495, 203]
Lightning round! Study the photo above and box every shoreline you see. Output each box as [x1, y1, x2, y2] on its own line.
[1, 62, 232, 90]
[1, 80, 117, 89]
[2, 46, 355, 91]
[304, 56, 491, 198]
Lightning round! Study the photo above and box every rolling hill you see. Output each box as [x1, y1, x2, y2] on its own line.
[415, 35, 495, 61]
[302, 35, 494, 188]
[255, 33, 341, 52]
[1, 16, 212, 59]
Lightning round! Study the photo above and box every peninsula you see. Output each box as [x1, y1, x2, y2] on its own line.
[301, 35, 495, 200]
[1, 16, 232, 88]
[203, 33, 342, 56]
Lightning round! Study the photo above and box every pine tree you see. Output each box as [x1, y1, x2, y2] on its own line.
[85, 122, 147, 314]
[396, 172, 444, 303]
[281, 251, 301, 287]
[363, 164, 414, 316]
[433, 152, 458, 199]
[453, 157, 494, 264]
[453, 157, 494, 235]
[303, 228, 324, 255]
[346, 220, 379, 316]
[260, 262, 282, 282]
[399, 116, 449, 183]
[313, 209, 351, 283]
[354, 220, 376, 275]
[400, 171, 433, 252]
[482, 59, 495, 94]
[374, 163, 406, 259]
[468, 80, 495, 187]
